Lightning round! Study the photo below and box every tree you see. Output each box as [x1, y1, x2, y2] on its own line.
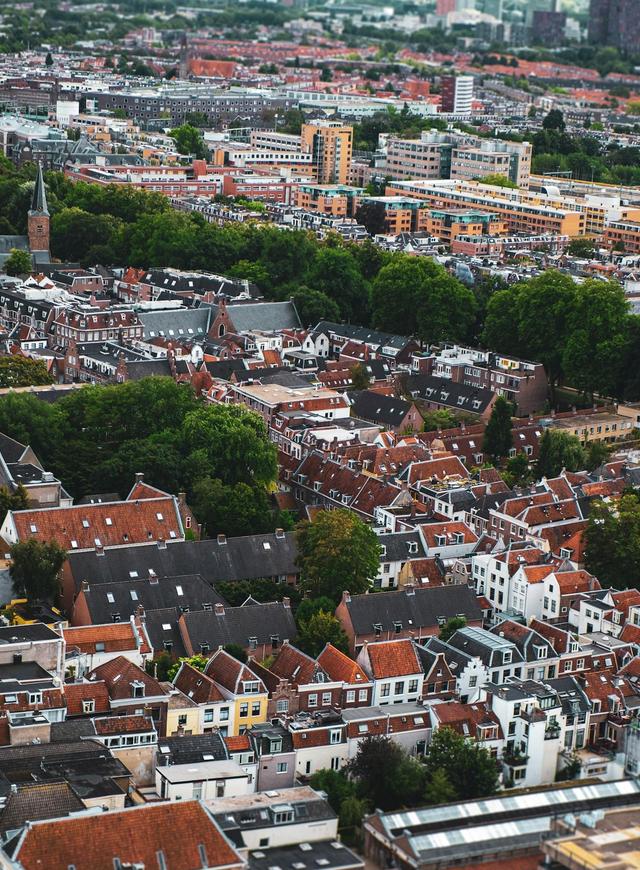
[423, 727, 499, 801]
[584, 493, 640, 588]
[297, 510, 381, 601]
[503, 452, 531, 488]
[439, 616, 467, 643]
[9, 539, 67, 602]
[0, 484, 28, 518]
[585, 440, 610, 471]
[4, 248, 32, 276]
[423, 767, 457, 805]
[191, 477, 274, 538]
[168, 654, 209, 682]
[476, 174, 517, 188]
[169, 124, 207, 159]
[45, 51, 53, 67]
[350, 364, 371, 391]
[567, 237, 597, 258]
[371, 255, 476, 344]
[537, 430, 586, 478]
[297, 610, 349, 657]
[291, 287, 339, 327]
[0, 356, 54, 388]
[482, 397, 513, 462]
[543, 109, 565, 131]
[355, 200, 387, 236]
[305, 247, 371, 324]
[347, 736, 424, 810]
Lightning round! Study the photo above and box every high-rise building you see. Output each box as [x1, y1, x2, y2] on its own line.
[440, 76, 474, 115]
[588, 0, 640, 52]
[300, 121, 353, 185]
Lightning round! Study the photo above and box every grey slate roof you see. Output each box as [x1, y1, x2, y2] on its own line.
[67, 533, 299, 591]
[349, 390, 413, 427]
[0, 435, 27, 465]
[80, 573, 223, 624]
[30, 164, 49, 215]
[407, 374, 495, 415]
[314, 321, 410, 351]
[0, 781, 84, 835]
[377, 531, 426, 561]
[344, 585, 483, 636]
[156, 732, 228, 765]
[181, 601, 297, 650]
[227, 301, 301, 332]
[138, 308, 212, 340]
[144, 606, 188, 658]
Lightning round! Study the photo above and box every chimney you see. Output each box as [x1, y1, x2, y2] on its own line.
[282, 597, 291, 609]
[215, 602, 225, 615]
[217, 533, 227, 545]
[95, 544, 104, 557]
[405, 583, 416, 596]
[275, 528, 285, 539]
[135, 471, 144, 484]
[81, 580, 90, 593]
[342, 590, 351, 605]
[148, 570, 159, 585]
[135, 603, 146, 621]
[178, 491, 186, 506]
[157, 537, 166, 550]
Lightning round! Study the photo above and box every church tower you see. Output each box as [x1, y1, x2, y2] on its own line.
[28, 164, 50, 255]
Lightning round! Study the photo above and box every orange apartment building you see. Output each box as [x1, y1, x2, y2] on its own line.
[300, 121, 353, 184]
[294, 183, 363, 216]
[385, 179, 585, 236]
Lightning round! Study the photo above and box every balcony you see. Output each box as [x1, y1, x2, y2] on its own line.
[545, 723, 561, 740]
[503, 749, 528, 767]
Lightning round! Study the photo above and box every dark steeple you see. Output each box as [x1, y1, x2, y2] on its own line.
[30, 163, 49, 216]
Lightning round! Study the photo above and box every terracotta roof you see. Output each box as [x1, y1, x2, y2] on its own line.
[127, 480, 172, 500]
[317, 643, 369, 685]
[521, 565, 555, 585]
[225, 734, 251, 751]
[620, 624, 640, 645]
[63, 622, 139, 654]
[94, 714, 154, 735]
[407, 456, 469, 485]
[420, 522, 477, 548]
[205, 649, 265, 695]
[433, 700, 502, 740]
[409, 559, 445, 585]
[554, 570, 599, 594]
[14, 799, 243, 870]
[270, 644, 320, 686]
[10, 496, 182, 551]
[64, 681, 111, 716]
[88, 656, 166, 700]
[174, 662, 225, 704]
[365, 639, 421, 678]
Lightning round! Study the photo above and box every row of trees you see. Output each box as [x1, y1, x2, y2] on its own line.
[585, 491, 640, 588]
[483, 271, 637, 402]
[311, 730, 499, 834]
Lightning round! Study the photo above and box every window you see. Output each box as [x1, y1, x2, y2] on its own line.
[82, 699, 95, 714]
[239, 703, 248, 718]
[322, 692, 331, 705]
[276, 699, 289, 713]
[220, 708, 229, 721]
[243, 681, 260, 694]
[330, 729, 341, 744]
[95, 642, 105, 652]
[408, 679, 418, 694]
[346, 690, 355, 703]
[251, 702, 261, 716]
[380, 683, 390, 697]
[204, 709, 214, 723]
[308, 694, 318, 707]
[394, 681, 404, 695]
[358, 689, 368, 701]
[276, 762, 288, 774]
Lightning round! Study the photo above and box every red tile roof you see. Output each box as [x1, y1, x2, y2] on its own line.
[15, 800, 243, 870]
[88, 656, 166, 701]
[365, 639, 421, 678]
[225, 734, 251, 751]
[94, 715, 154, 735]
[174, 663, 224, 704]
[317, 644, 369, 685]
[64, 681, 111, 716]
[9, 496, 182, 551]
[270, 643, 319, 686]
[205, 649, 265, 695]
[63, 623, 139, 654]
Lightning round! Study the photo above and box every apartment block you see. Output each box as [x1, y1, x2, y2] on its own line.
[300, 120, 353, 185]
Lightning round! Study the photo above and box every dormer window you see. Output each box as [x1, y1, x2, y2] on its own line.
[243, 681, 260, 695]
[536, 646, 547, 659]
[503, 651, 512, 665]
[131, 681, 145, 698]
[435, 534, 446, 547]
[200, 643, 210, 655]
[408, 541, 418, 554]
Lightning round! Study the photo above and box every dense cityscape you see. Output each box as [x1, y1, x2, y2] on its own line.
[0, 0, 640, 868]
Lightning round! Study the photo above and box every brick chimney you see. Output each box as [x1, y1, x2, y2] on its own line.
[342, 590, 351, 604]
[135, 472, 145, 484]
[215, 602, 225, 615]
[217, 533, 226, 545]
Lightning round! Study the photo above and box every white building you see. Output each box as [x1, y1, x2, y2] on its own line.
[155, 758, 253, 801]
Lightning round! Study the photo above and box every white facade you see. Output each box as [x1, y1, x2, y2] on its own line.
[156, 759, 252, 801]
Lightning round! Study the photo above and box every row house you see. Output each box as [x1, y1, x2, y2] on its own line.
[357, 639, 425, 706]
[0, 284, 57, 342]
[341, 702, 431, 758]
[52, 306, 143, 349]
[429, 699, 503, 758]
[420, 636, 489, 703]
[335, 584, 484, 655]
[508, 566, 600, 623]
[204, 650, 269, 736]
[86, 655, 170, 737]
[231, 382, 350, 426]
[287, 710, 348, 777]
[172, 662, 235, 736]
[288, 451, 410, 521]
[569, 589, 640, 637]
[305, 321, 419, 368]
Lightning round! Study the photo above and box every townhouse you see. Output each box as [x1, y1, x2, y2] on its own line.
[86, 655, 170, 736]
[342, 702, 431, 759]
[204, 650, 269, 736]
[357, 639, 425, 706]
[335, 584, 484, 654]
[287, 710, 349, 777]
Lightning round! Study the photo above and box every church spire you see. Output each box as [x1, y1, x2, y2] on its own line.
[30, 163, 49, 216]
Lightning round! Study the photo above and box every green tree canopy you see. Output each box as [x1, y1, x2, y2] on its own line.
[423, 727, 499, 801]
[482, 396, 513, 462]
[169, 123, 207, 159]
[297, 510, 381, 601]
[537, 429, 586, 478]
[347, 736, 425, 810]
[0, 356, 54, 388]
[439, 616, 467, 643]
[371, 255, 476, 344]
[584, 492, 640, 587]
[9, 539, 67, 602]
[296, 610, 349, 657]
[168, 653, 210, 682]
[4, 248, 32, 276]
